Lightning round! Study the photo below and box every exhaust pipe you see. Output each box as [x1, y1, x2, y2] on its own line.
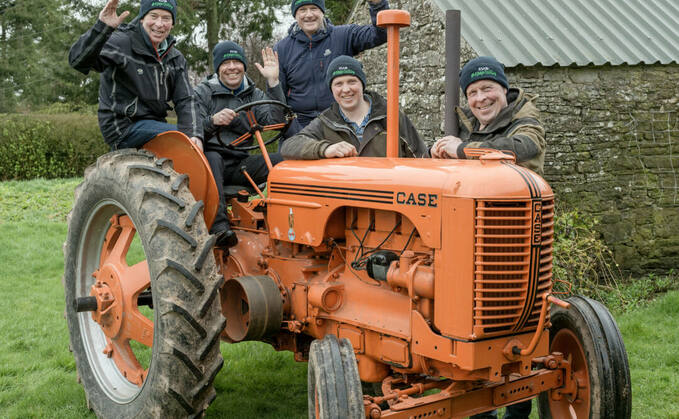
[377, 10, 411, 158]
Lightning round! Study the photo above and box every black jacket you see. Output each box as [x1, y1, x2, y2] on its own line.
[69, 19, 200, 145]
[281, 90, 428, 159]
[194, 74, 287, 160]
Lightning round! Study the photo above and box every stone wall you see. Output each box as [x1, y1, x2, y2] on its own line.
[350, 0, 679, 274]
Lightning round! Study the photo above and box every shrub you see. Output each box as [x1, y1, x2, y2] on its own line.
[552, 209, 625, 302]
[0, 113, 107, 180]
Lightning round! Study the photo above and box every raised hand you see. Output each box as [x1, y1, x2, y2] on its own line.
[254, 47, 279, 87]
[324, 141, 358, 158]
[99, 0, 130, 28]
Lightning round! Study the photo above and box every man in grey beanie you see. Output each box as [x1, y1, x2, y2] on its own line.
[69, 0, 202, 151]
[431, 56, 546, 176]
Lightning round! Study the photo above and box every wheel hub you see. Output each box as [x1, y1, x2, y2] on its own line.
[548, 329, 590, 417]
[90, 267, 123, 338]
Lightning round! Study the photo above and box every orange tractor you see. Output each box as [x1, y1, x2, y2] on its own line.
[64, 10, 631, 419]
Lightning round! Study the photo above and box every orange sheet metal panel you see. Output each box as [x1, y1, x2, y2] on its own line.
[435, 197, 475, 339]
[266, 158, 445, 249]
[142, 131, 219, 229]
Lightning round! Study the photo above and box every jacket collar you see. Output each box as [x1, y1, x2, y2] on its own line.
[324, 90, 386, 124]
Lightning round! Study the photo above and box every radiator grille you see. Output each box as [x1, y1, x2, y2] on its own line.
[473, 199, 554, 338]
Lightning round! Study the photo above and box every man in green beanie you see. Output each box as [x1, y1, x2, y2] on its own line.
[432, 56, 546, 176]
[194, 41, 287, 248]
[69, 0, 202, 150]
[435, 56, 542, 419]
[281, 55, 427, 159]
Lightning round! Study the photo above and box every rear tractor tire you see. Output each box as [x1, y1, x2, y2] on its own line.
[63, 149, 225, 418]
[308, 335, 364, 419]
[538, 295, 631, 419]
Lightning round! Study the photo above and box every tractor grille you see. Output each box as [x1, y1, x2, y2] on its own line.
[472, 199, 554, 338]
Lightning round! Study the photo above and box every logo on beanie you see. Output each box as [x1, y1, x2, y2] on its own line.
[471, 67, 497, 80]
[332, 66, 356, 78]
[222, 51, 244, 61]
[151, 0, 173, 9]
[294, 0, 313, 5]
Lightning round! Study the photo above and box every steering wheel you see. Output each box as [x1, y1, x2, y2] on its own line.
[215, 99, 295, 152]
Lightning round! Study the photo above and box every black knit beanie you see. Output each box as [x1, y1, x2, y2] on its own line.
[139, 0, 177, 24]
[459, 56, 509, 97]
[326, 56, 367, 90]
[212, 41, 247, 73]
[291, 0, 325, 16]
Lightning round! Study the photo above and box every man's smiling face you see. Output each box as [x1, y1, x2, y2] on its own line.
[141, 9, 173, 47]
[465, 79, 508, 128]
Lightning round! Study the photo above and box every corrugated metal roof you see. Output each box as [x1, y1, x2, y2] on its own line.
[432, 0, 679, 67]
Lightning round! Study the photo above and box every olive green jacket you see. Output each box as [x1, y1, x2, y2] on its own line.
[281, 91, 428, 159]
[455, 88, 546, 175]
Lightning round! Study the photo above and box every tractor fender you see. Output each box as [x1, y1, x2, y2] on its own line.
[143, 131, 219, 229]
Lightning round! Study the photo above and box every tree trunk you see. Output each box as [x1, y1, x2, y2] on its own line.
[206, 0, 218, 71]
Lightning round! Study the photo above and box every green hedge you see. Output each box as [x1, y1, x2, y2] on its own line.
[0, 113, 108, 180]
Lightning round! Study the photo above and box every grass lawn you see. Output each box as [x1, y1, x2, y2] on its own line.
[0, 178, 678, 418]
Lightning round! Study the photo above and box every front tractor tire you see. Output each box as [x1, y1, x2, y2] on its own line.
[538, 295, 631, 419]
[308, 335, 364, 419]
[63, 149, 225, 418]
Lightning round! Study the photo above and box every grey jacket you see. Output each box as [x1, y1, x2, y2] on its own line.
[455, 88, 546, 174]
[194, 74, 286, 160]
[69, 19, 200, 145]
[281, 91, 428, 159]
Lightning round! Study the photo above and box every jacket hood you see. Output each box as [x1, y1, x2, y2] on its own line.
[456, 87, 539, 133]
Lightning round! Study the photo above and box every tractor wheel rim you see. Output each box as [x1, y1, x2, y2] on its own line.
[76, 200, 152, 403]
[548, 328, 590, 418]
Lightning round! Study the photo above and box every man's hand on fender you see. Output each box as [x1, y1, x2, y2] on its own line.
[431, 135, 463, 159]
[324, 141, 358, 158]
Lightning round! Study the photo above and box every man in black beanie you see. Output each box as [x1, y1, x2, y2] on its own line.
[275, 0, 391, 141]
[69, 0, 202, 150]
[194, 41, 287, 247]
[281, 55, 427, 160]
[431, 56, 545, 176]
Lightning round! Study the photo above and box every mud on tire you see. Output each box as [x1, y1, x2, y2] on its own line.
[63, 149, 225, 418]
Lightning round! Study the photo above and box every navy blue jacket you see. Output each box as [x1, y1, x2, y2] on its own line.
[274, 0, 389, 128]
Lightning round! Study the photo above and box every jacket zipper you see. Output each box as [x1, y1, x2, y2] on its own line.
[154, 67, 160, 101]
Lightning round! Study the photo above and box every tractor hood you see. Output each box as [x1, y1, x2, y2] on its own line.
[265, 156, 552, 248]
